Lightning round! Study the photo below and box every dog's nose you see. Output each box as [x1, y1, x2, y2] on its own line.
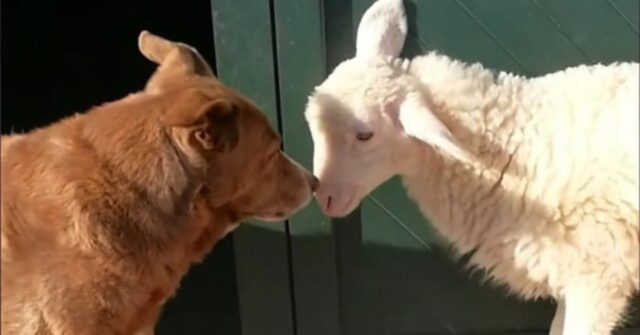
[309, 175, 320, 192]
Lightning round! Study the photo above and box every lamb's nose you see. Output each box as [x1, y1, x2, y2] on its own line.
[309, 176, 320, 192]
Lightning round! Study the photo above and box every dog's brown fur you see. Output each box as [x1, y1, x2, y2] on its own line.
[1, 31, 316, 335]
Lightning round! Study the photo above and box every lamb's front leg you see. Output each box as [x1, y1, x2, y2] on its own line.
[549, 299, 565, 335]
[562, 284, 628, 335]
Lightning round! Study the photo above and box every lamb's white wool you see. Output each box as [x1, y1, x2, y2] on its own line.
[304, 0, 639, 334]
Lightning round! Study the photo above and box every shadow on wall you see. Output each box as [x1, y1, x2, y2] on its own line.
[156, 236, 241, 334]
[214, 224, 640, 335]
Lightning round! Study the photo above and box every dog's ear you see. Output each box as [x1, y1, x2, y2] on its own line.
[138, 30, 216, 93]
[138, 30, 215, 77]
[163, 90, 240, 153]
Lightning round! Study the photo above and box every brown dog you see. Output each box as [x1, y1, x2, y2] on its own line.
[1, 31, 317, 335]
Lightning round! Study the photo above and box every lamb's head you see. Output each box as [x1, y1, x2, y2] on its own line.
[305, 62, 422, 218]
[305, 0, 470, 218]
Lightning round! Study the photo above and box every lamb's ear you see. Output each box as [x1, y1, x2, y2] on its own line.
[355, 0, 408, 58]
[139, 30, 216, 93]
[387, 93, 474, 163]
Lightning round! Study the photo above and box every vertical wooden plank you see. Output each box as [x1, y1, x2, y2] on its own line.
[323, 5, 369, 334]
[210, 1, 295, 334]
[272, 1, 344, 334]
[211, 0, 278, 125]
[157, 238, 242, 334]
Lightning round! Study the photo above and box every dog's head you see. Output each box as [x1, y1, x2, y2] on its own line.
[138, 31, 317, 222]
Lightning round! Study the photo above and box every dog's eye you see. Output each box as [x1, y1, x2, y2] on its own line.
[195, 130, 208, 141]
[356, 131, 374, 141]
[194, 129, 213, 149]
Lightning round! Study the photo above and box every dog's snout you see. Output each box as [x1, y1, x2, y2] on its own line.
[309, 175, 320, 192]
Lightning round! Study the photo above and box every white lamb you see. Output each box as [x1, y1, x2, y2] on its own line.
[304, 0, 639, 334]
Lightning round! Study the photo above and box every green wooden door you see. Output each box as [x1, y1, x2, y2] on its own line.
[211, 0, 640, 334]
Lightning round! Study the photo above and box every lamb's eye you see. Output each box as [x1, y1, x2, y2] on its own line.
[356, 131, 374, 141]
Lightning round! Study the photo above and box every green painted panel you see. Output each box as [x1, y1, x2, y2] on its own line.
[404, 0, 525, 73]
[535, 0, 639, 63]
[230, 225, 294, 335]
[461, 0, 590, 75]
[323, 0, 357, 69]
[157, 238, 241, 334]
[211, 0, 279, 126]
[210, 1, 295, 334]
[363, 177, 441, 250]
[272, 0, 343, 334]
[335, 238, 556, 334]
[610, 0, 640, 32]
